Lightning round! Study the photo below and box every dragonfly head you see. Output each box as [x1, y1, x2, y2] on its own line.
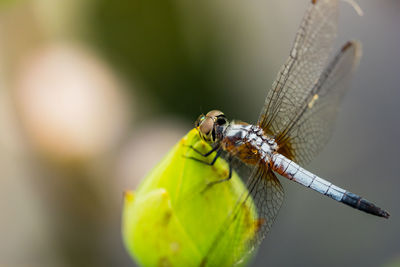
[195, 110, 229, 143]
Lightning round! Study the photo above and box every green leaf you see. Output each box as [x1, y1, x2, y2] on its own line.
[122, 129, 258, 266]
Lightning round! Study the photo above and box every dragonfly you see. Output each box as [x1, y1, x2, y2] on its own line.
[189, 0, 390, 265]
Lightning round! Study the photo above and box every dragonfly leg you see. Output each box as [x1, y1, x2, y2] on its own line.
[184, 143, 220, 158]
[183, 143, 221, 166]
[201, 157, 233, 194]
[184, 144, 233, 192]
[184, 148, 222, 166]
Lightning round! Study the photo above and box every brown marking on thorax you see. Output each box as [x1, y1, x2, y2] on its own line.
[221, 135, 264, 165]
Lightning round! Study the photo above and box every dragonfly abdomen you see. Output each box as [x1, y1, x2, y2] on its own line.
[270, 153, 389, 218]
[271, 153, 346, 201]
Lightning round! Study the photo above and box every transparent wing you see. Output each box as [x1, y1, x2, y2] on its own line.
[244, 168, 284, 249]
[258, 0, 338, 144]
[277, 41, 361, 165]
[201, 163, 284, 266]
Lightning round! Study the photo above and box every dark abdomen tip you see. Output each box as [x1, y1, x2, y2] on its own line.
[342, 192, 390, 219]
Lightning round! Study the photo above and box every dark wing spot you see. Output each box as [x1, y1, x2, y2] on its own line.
[254, 218, 267, 233]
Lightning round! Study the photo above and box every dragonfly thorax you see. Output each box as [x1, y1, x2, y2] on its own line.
[222, 124, 278, 165]
[196, 110, 278, 164]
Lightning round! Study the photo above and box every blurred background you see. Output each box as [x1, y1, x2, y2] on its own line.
[0, 0, 399, 266]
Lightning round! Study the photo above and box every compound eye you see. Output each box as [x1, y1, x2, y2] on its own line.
[199, 117, 214, 136]
[216, 116, 227, 126]
[195, 115, 205, 127]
